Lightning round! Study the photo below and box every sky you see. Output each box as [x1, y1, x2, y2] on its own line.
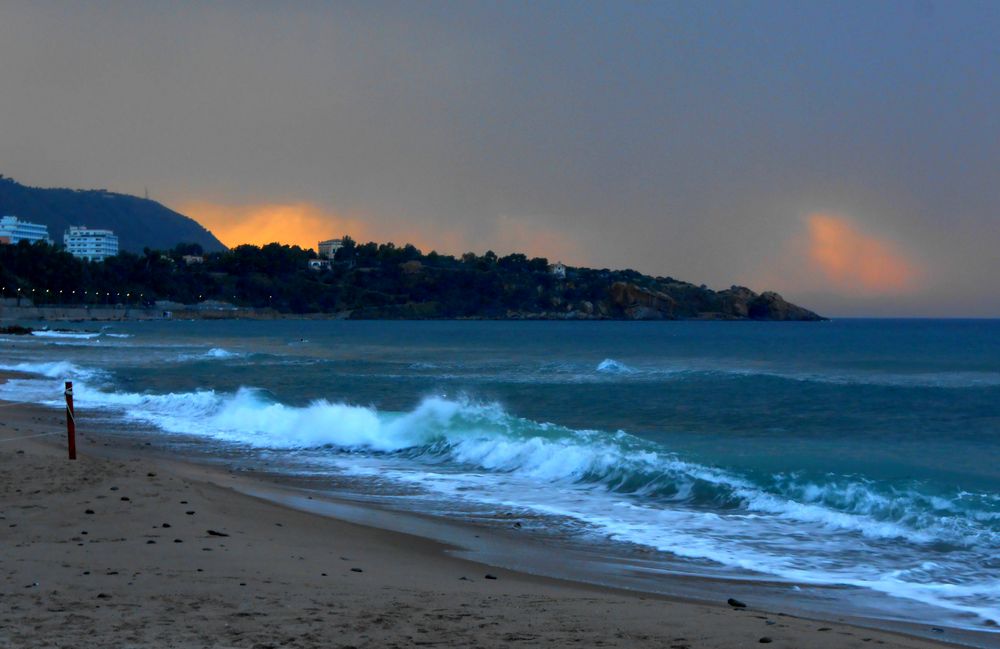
[1, 1, 998, 317]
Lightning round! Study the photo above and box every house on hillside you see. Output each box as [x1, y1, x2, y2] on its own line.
[308, 259, 332, 271]
[318, 238, 344, 259]
[549, 261, 567, 279]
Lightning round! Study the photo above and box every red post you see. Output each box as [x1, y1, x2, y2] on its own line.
[65, 381, 76, 460]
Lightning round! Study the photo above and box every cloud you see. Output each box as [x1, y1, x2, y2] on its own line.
[177, 200, 587, 264]
[804, 213, 921, 295]
[177, 201, 373, 250]
[486, 213, 586, 265]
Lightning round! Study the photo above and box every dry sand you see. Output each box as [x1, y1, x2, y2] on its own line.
[0, 397, 967, 649]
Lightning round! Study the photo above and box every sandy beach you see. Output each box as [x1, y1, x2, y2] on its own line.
[0, 382, 972, 649]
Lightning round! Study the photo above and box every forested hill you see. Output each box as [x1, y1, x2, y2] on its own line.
[0, 176, 226, 253]
[0, 238, 824, 321]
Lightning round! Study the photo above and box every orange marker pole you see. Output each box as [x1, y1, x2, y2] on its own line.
[65, 381, 76, 460]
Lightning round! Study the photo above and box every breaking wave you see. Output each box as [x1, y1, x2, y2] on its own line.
[1, 360, 997, 628]
[596, 359, 635, 374]
[30, 330, 100, 340]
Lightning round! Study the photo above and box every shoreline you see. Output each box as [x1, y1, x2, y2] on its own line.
[0, 304, 825, 322]
[0, 384, 986, 648]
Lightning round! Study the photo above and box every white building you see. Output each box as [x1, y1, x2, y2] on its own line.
[549, 261, 567, 278]
[0, 215, 51, 244]
[64, 226, 119, 261]
[307, 258, 332, 271]
[318, 238, 344, 259]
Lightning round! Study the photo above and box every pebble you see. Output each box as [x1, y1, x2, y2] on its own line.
[758, 637, 772, 644]
[484, 574, 498, 580]
[350, 568, 363, 573]
[727, 598, 747, 608]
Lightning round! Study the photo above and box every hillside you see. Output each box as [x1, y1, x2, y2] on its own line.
[0, 176, 226, 253]
[0, 239, 824, 321]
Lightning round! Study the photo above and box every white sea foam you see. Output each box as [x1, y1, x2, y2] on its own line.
[0, 360, 104, 381]
[8, 377, 992, 548]
[173, 347, 243, 362]
[30, 330, 100, 340]
[596, 359, 635, 374]
[205, 347, 239, 359]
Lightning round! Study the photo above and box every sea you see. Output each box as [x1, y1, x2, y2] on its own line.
[2, 319, 998, 640]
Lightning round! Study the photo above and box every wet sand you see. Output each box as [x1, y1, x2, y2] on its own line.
[0, 393, 970, 648]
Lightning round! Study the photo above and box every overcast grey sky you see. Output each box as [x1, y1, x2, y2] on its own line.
[1, 1, 998, 316]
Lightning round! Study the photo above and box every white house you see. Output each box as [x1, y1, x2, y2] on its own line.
[549, 261, 567, 278]
[318, 238, 344, 259]
[64, 226, 119, 261]
[0, 216, 51, 244]
[308, 259, 332, 270]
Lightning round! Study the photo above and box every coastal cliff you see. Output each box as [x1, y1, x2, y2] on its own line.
[1, 239, 823, 321]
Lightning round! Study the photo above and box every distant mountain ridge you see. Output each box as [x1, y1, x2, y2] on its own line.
[0, 175, 226, 253]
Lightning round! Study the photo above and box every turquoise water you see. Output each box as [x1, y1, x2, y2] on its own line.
[2, 319, 998, 634]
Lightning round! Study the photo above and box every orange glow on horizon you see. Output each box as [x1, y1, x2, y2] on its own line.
[177, 201, 378, 251]
[176, 200, 586, 264]
[805, 213, 920, 295]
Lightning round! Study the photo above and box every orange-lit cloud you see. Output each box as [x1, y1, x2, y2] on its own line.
[487, 213, 586, 265]
[177, 201, 376, 250]
[176, 200, 587, 264]
[804, 213, 920, 295]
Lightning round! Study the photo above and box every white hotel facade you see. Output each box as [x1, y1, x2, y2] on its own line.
[64, 226, 119, 261]
[0, 215, 52, 244]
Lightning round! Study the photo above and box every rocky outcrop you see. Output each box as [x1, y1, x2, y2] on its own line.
[608, 282, 677, 320]
[604, 282, 822, 321]
[747, 291, 823, 321]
